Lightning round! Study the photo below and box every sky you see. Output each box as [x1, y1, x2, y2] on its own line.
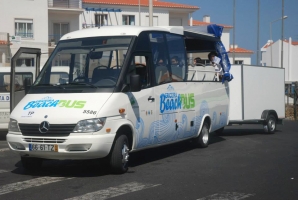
[168, 0, 298, 65]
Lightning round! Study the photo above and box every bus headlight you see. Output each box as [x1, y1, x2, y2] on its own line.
[8, 119, 20, 132]
[73, 118, 106, 133]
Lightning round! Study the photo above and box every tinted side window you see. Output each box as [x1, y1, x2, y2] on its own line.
[166, 34, 186, 81]
[149, 33, 170, 85]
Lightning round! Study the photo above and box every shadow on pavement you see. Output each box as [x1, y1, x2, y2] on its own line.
[10, 134, 225, 177]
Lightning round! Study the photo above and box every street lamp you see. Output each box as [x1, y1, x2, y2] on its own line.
[270, 15, 287, 66]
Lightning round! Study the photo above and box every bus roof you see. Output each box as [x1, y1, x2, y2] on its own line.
[60, 25, 217, 41]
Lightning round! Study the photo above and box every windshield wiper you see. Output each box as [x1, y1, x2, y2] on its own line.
[34, 84, 65, 89]
[68, 82, 98, 88]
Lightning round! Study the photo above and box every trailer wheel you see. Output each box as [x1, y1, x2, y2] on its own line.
[109, 134, 130, 174]
[264, 114, 276, 134]
[194, 121, 210, 148]
[21, 157, 43, 171]
[215, 127, 225, 135]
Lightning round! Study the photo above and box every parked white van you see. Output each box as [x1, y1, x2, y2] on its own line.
[7, 25, 231, 173]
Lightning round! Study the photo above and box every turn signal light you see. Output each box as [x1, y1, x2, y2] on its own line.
[106, 128, 111, 133]
[119, 108, 125, 114]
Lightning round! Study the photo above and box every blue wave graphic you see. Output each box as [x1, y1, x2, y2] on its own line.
[135, 100, 227, 149]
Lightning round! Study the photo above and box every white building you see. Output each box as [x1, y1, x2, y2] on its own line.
[261, 38, 298, 82]
[81, 0, 198, 28]
[0, 0, 49, 67]
[191, 16, 253, 65]
[0, 0, 84, 67]
[0, 0, 253, 68]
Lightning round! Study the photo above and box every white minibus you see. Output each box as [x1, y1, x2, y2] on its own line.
[7, 25, 231, 173]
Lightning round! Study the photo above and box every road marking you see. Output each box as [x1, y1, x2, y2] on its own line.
[0, 148, 10, 152]
[0, 176, 74, 195]
[65, 182, 161, 200]
[197, 192, 255, 200]
[0, 169, 8, 174]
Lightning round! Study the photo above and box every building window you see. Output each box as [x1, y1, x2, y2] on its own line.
[122, 15, 135, 25]
[235, 60, 243, 65]
[52, 23, 69, 43]
[95, 14, 108, 27]
[15, 19, 33, 38]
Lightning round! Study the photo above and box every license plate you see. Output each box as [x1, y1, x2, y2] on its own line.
[29, 144, 58, 152]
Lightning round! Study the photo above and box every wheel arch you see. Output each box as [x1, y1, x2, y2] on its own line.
[261, 110, 278, 123]
[197, 114, 212, 136]
[115, 124, 134, 151]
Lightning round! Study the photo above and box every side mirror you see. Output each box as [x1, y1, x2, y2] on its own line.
[130, 74, 141, 92]
[24, 78, 32, 94]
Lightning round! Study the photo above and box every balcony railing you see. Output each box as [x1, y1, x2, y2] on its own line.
[48, 0, 82, 9]
[16, 32, 34, 38]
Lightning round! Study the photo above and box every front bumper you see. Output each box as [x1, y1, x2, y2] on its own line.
[6, 133, 115, 160]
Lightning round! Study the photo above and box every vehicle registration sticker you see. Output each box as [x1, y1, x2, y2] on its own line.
[29, 144, 58, 152]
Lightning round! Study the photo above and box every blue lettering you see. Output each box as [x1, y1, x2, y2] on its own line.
[160, 94, 166, 113]
[49, 100, 60, 107]
[24, 101, 36, 110]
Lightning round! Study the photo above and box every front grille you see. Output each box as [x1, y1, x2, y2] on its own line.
[19, 123, 76, 136]
[23, 138, 66, 143]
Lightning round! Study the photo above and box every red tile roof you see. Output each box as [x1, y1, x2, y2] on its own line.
[263, 40, 298, 49]
[0, 40, 11, 45]
[284, 40, 298, 46]
[190, 19, 233, 29]
[228, 47, 253, 54]
[83, 0, 199, 9]
[263, 43, 272, 49]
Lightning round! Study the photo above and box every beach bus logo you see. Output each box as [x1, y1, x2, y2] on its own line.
[160, 85, 195, 113]
[23, 96, 86, 110]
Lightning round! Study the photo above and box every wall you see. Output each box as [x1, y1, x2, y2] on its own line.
[261, 39, 298, 82]
[232, 53, 251, 65]
[221, 29, 230, 51]
[0, 0, 49, 67]
[81, 4, 171, 27]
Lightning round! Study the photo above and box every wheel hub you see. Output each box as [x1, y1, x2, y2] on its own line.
[122, 144, 129, 165]
[203, 129, 209, 144]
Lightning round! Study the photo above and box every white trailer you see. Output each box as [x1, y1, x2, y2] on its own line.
[228, 64, 285, 133]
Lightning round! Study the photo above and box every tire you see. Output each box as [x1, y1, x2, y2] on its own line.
[264, 114, 276, 134]
[21, 157, 43, 171]
[109, 135, 130, 174]
[194, 122, 210, 148]
[215, 127, 225, 135]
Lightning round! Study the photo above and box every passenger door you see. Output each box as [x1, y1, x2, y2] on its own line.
[127, 54, 157, 149]
[10, 48, 40, 112]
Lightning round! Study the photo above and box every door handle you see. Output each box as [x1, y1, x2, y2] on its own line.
[148, 96, 155, 101]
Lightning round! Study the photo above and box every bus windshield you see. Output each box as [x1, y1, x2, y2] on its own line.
[34, 36, 133, 91]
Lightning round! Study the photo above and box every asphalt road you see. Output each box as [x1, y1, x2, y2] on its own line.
[0, 121, 297, 200]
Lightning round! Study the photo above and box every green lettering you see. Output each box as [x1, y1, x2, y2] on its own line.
[58, 100, 67, 107]
[189, 93, 195, 108]
[74, 101, 86, 109]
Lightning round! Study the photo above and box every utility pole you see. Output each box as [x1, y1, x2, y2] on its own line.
[256, 0, 260, 65]
[233, 0, 235, 64]
[149, 0, 153, 26]
[139, 0, 141, 26]
[281, 0, 284, 68]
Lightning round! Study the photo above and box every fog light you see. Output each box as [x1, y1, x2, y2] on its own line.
[9, 142, 25, 150]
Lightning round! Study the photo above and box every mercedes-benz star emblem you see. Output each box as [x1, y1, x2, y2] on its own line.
[39, 121, 50, 133]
